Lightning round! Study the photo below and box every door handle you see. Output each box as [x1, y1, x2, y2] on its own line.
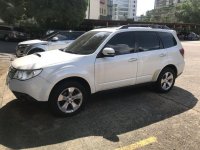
[159, 53, 167, 57]
[128, 58, 137, 62]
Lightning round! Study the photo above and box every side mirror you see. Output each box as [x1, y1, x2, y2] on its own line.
[102, 47, 115, 57]
[52, 36, 59, 42]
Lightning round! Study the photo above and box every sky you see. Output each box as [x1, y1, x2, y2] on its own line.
[137, 0, 155, 16]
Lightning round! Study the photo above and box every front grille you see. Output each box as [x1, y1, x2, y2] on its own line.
[8, 67, 17, 79]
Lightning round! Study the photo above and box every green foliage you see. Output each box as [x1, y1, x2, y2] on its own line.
[139, 0, 200, 24]
[0, 0, 88, 29]
[176, 0, 200, 24]
[140, 5, 178, 23]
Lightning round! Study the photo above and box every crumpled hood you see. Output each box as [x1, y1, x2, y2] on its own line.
[19, 39, 47, 45]
[12, 50, 84, 70]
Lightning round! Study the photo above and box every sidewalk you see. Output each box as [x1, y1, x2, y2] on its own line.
[0, 54, 15, 107]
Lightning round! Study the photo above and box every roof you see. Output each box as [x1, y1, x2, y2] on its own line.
[92, 26, 175, 34]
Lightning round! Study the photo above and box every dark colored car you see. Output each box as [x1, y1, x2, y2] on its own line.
[178, 31, 200, 41]
[0, 25, 29, 41]
[188, 32, 200, 40]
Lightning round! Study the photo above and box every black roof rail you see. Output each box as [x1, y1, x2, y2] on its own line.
[119, 24, 170, 30]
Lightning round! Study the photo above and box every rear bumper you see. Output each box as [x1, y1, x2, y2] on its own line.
[177, 61, 185, 77]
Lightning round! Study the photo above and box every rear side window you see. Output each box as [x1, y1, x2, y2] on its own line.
[135, 31, 161, 52]
[158, 32, 177, 48]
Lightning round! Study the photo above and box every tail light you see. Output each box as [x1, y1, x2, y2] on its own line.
[179, 48, 184, 57]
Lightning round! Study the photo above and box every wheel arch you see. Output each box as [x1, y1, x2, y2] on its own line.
[153, 64, 178, 81]
[49, 76, 92, 101]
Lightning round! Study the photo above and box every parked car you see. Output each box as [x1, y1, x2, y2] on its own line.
[187, 32, 200, 41]
[0, 25, 28, 41]
[7, 25, 185, 117]
[178, 31, 199, 41]
[16, 31, 85, 57]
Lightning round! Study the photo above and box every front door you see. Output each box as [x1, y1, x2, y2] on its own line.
[95, 31, 138, 92]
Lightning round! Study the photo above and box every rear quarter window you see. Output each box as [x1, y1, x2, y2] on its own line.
[158, 32, 177, 48]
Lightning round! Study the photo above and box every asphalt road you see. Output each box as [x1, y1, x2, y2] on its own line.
[0, 40, 18, 54]
[0, 41, 200, 150]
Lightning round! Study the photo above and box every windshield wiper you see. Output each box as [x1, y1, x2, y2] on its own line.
[65, 50, 78, 54]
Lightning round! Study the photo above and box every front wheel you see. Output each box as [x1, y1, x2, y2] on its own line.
[155, 68, 176, 93]
[49, 81, 88, 117]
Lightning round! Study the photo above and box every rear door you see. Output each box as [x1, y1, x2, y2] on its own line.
[135, 31, 168, 84]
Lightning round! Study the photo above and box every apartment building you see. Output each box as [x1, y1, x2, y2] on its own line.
[85, 0, 137, 20]
[100, 0, 108, 19]
[107, 0, 113, 20]
[85, 0, 100, 19]
[155, 0, 185, 9]
[112, 0, 137, 21]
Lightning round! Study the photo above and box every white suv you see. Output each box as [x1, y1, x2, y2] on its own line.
[16, 31, 85, 57]
[7, 26, 185, 116]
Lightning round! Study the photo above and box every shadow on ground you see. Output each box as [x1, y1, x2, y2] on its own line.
[0, 86, 197, 149]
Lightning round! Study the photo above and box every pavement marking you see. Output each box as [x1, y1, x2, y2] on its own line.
[116, 136, 157, 150]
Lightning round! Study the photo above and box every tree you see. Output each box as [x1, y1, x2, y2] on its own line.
[0, 0, 88, 29]
[176, 0, 200, 24]
[140, 5, 178, 23]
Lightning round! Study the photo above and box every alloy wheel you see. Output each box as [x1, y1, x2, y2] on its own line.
[161, 72, 174, 91]
[57, 87, 83, 113]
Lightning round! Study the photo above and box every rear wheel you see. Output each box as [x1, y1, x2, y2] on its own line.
[155, 68, 176, 93]
[49, 81, 88, 117]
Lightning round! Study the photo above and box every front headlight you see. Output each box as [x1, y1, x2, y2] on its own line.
[13, 69, 42, 81]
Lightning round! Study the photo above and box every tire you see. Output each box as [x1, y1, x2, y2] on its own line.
[27, 49, 44, 55]
[155, 67, 176, 93]
[48, 81, 88, 117]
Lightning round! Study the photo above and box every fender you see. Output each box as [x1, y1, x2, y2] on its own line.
[38, 65, 95, 101]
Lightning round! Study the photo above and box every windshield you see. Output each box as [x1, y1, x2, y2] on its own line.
[64, 31, 111, 55]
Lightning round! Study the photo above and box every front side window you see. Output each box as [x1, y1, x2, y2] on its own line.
[42, 31, 59, 41]
[135, 31, 161, 52]
[53, 32, 68, 41]
[105, 32, 136, 55]
[47, 32, 84, 41]
[64, 31, 111, 55]
[68, 32, 85, 40]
